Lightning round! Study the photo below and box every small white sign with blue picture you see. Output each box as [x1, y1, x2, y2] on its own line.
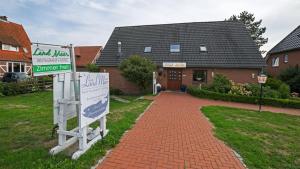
[79, 72, 109, 128]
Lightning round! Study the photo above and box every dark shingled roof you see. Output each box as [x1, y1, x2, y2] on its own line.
[268, 25, 300, 54]
[96, 21, 265, 68]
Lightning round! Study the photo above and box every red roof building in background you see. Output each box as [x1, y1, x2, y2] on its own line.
[74, 46, 102, 71]
[0, 16, 32, 77]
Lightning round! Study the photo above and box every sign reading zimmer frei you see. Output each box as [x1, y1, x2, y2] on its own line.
[79, 72, 109, 128]
[31, 44, 72, 76]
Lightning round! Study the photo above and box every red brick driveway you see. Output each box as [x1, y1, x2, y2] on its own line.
[98, 92, 254, 169]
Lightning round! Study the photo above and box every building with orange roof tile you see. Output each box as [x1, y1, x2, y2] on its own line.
[74, 46, 102, 71]
[0, 16, 32, 77]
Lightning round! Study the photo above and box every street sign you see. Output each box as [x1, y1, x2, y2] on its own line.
[31, 44, 72, 76]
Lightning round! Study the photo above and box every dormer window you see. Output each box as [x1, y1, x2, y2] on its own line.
[170, 44, 180, 53]
[144, 46, 151, 53]
[200, 45, 207, 52]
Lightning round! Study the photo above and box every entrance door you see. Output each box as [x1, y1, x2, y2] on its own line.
[167, 69, 182, 90]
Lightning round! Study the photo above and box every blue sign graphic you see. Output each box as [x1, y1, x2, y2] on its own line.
[83, 94, 108, 118]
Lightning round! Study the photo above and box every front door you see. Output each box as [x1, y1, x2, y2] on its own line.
[167, 69, 182, 90]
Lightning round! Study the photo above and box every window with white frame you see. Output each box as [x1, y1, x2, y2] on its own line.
[272, 57, 279, 67]
[193, 70, 207, 83]
[284, 54, 288, 63]
[7, 62, 25, 73]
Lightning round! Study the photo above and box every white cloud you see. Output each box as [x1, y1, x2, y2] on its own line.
[4, 0, 300, 53]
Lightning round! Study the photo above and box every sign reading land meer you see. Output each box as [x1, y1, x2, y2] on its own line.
[79, 72, 109, 128]
[31, 44, 72, 76]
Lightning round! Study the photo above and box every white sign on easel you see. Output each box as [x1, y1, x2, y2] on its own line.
[50, 72, 110, 159]
[79, 73, 109, 128]
[32, 42, 110, 160]
[73, 73, 110, 159]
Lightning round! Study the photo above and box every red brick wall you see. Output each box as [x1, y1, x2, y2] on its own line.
[208, 68, 259, 83]
[101, 66, 260, 94]
[100, 67, 141, 94]
[182, 68, 259, 87]
[266, 50, 300, 77]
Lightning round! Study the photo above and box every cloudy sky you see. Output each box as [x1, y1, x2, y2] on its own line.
[1, 0, 299, 54]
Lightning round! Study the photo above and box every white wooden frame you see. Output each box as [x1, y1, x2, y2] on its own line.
[50, 73, 109, 159]
[47, 44, 109, 160]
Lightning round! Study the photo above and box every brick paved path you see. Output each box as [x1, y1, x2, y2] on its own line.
[97, 92, 247, 169]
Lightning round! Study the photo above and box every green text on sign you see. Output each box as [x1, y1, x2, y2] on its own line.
[33, 64, 71, 73]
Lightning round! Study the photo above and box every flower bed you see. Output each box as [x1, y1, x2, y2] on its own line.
[187, 86, 300, 109]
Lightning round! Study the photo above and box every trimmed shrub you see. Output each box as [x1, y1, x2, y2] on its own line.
[1, 79, 52, 96]
[86, 64, 99, 72]
[209, 74, 232, 93]
[278, 84, 290, 99]
[110, 88, 124, 95]
[187, 86, 300, 109]
[266, 77, 284, 90]
[0, 82, 3, 96]
[245, 83, 281, 98]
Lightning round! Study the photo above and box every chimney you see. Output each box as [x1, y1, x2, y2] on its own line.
[0, 16, 8, 21]
[117, 41, 122, 56]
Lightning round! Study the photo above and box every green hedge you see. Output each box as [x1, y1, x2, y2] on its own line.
[0, 79, 52, 96]
[187, 86, 300, 109]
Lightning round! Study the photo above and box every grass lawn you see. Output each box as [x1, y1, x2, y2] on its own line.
[0, 92, 151, 169]
[202, 106, 300, 169]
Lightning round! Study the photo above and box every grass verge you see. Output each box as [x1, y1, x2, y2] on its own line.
[0, 91, 151, 169]
[201, 106, 300, 169]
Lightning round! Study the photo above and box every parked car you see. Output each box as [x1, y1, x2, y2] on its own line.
[2, 72, 29, 83]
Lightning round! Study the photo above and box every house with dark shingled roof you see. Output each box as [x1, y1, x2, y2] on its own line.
[266, 25, 300, 77]
[96, 21, 265, 94]
[0, 16, 32, 77]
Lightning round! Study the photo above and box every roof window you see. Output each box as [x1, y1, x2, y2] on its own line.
[200, 45, 207, 52]
[144, 46, 151, 53]
[170, 44, 180, 53]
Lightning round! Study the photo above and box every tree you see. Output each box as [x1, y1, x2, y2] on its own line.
[119, 55, 156, 91]
[86, 63, 99, 72]
[279, 65, 300, 93]
[226, 11, 268, 53]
